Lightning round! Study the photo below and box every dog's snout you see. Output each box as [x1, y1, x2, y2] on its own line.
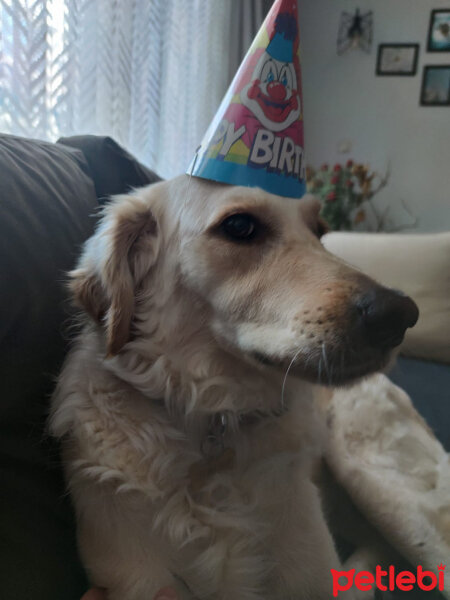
[356, 287, 419, 349]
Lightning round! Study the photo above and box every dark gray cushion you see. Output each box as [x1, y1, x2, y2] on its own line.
[0, 133, 161, 600]
[389, 356, 450, 451]
[58, 135, 161, 201]
[0, 133, 98, 600]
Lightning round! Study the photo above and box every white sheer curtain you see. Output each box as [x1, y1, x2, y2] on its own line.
[0, 0, 269, 178]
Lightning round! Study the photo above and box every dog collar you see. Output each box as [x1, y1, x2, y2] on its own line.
[201, 407, 288, 458]
[189, 408, 288, 493]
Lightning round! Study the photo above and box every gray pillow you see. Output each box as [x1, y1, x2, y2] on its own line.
[0, 132, 162, 600]
[0, 133, 98, 600]
[58, 135, 161, 201]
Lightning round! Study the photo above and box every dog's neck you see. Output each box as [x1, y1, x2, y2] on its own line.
[107, 331, 298, 416]
[105, 332, 307, 466]
[105, 284, 304, 422]
[98, 275, 317, 468]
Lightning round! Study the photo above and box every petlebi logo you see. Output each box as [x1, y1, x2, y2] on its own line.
[331, 564, 446, 597]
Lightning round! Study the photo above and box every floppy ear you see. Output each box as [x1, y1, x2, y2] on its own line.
[300, 194, 330, 238]
[317, 216, 330, 239]
[69, 194, 160, 356]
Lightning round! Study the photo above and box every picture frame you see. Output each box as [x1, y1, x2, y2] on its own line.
[420, 65, 450, 106]
[376, 44, 419, 76]
[427, 9, 450, 52]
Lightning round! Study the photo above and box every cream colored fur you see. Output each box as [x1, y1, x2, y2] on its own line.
[50, 176, 397, 600]
[318, 374, 450, 599]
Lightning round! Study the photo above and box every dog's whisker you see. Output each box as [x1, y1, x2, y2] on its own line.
[303, 347, 316, 378]
[329, 351, 334, 385]
[281, 346, 303, 411]
[321, 343, 331, 386]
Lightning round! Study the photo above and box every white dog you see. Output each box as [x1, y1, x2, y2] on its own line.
[50, 176, 418, 600]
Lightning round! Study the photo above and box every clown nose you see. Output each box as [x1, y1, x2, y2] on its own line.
[267, 81, 287, 102]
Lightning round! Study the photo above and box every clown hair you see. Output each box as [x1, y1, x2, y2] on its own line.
[275, 12, 298, 41]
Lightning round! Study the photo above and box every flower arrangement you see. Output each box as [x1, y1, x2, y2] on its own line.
[306, 160, 389, 231]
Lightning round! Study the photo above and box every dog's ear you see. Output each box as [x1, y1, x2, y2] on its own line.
[69, 194, 160, 356]
[299, 194, 330, 238]
[316, 216, 330, 239]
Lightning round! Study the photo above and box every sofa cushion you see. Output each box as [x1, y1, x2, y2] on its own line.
[389, 357, 450, 451]
[0, 133, 99, 422]
[323, 231, 450, 364]
[0, 133, 98, 599]
[58, 135, 161, 201]
[0, 133, 161, 600]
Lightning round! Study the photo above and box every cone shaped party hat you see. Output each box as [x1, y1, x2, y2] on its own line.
[187, 0, 305, 198]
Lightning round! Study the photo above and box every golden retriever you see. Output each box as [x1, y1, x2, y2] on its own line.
[50, 175, 418, 600]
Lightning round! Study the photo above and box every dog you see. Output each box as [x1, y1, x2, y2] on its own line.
[50, 175, 418, 600]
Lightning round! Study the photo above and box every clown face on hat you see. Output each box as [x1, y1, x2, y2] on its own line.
[188, 0, 306, 199]
[241, 12, 301, 132]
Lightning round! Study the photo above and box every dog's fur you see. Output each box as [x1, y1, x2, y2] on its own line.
[51, 176, 397, 599]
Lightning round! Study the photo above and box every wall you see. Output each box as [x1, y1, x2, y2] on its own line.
[299, 0, 450, 232]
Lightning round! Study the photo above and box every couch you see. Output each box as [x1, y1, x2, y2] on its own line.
[0, 133, 448, 600]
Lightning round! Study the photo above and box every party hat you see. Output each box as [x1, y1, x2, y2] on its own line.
[187, 0, 305, 199]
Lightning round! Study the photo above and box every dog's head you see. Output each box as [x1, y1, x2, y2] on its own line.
[71, 176, 418, 386]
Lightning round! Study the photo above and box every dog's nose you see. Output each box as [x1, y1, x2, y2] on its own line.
[356, 287, 419, 349]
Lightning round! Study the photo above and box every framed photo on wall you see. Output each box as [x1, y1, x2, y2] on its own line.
[427, 9, 450, 52]
[420, 65, 450, 106]
[376, 44, 419, 76]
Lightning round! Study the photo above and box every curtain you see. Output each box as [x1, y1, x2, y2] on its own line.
[0, 0, 270, 178]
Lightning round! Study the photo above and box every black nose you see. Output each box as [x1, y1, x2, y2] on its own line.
[357, 287, 419, 349]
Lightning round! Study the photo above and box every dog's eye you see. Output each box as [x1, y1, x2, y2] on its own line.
[221, 213, 257, 241]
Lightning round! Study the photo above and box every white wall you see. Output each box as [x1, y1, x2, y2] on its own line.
[299, 0, 450, 232]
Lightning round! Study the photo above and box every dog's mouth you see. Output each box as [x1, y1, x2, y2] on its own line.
[248, 287, 417, 386]
[299, 353, 392, 386]
[251, 347, 392, 387]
